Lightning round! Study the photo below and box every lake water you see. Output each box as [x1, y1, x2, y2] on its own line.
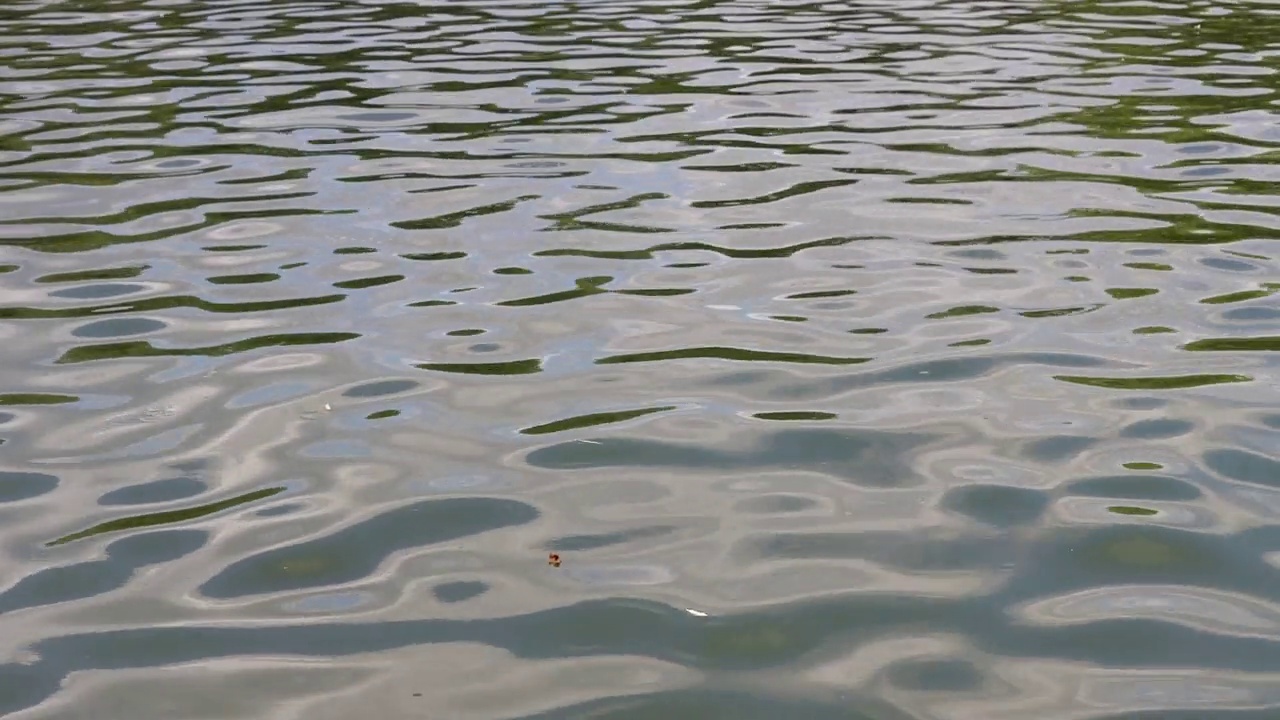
[1, 0, 1278, 718]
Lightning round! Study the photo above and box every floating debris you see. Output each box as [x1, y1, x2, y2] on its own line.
[548, 552, 561, 568]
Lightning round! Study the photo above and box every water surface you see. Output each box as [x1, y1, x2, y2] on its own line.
[1, 0, 1279, 718]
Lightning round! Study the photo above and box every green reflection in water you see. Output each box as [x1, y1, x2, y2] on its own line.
[597, 347, 870, 366]
[207, 273, 280, 285]
[0, 393, 78, 406]
[1020, 304, 1103, 318]
[1124, 462, 1164, 471]
[10, 206, 341, 254]
[497, 276, 610, 307]
[1200, 284, 1278, 304]
[416, 359, 542, 375]
[0, 293, 346, 319]
[926, 305, 999, 320]
[333, 274, 404, 290]
[535, 235, 862, 260]
[392, 195, 538, 230]
[36, 266, 147, 283]
[1054, 374, 1250, 390]
[1105, 288, 1158, 300]
[1183, 337, 1280, 352]
[55, 332, 360, 364]
[753, 411, 838, 421]
[1109, 506, 1159, 517]
[520, 406, 675, 435]
[48, 487, 284, 546]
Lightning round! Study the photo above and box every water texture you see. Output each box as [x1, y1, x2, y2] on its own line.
[0, 0, 1278, 717]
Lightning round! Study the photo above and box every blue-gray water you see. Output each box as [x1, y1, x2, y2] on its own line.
[1, 0, 1279, 717]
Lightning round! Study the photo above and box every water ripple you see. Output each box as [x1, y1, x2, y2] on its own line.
[1, 0, 1278, 716]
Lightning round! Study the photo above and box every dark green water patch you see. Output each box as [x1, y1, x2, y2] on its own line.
[497, 276, 610, 307]
[784, 289, 856, 300]
[332, 274, 404, 290]
[1105, 288, 1159, 300]
[1183, 336, 1280, 352]
[1054, 374, 1250, 390]
[1124, 462, 1164, 471]
[597, 347, 870, 367]
[752, 411, 837, 421]
[1108, 505, 1159, 516]
[1200, 285, 1278, 305]
[416, 359, 542, 375]
[0, 393, 77, 406]
[520, 406, 675, 435]
[614, 287, 696, 297]
[201, 244, 267, 252]
[56, 333, 361, 363]
[392, 195, 539, 230]
[402, 251, 467, 261]
[926, 304, 999, 320]
[35, 266, 146, 283]
[534, 236, 864, 261]
[49, 487, 284, 546]
[207, 273, 280, 285]
[0, 293, 346, 319]
[1020, 304, 1103, 318]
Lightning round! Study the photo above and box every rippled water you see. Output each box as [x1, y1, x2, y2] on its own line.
[1, 0, 1278, 717]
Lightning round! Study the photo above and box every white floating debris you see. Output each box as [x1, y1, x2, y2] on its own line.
[685, 608, 708, 617]
[324, 403, 332, 411]
[577, 439, 601, 444]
